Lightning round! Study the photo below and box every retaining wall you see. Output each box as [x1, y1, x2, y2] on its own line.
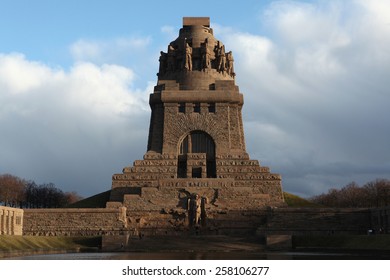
[20, 206, 385, 238]
[258, 207, 372, 236]
[23, 207, 127, 236]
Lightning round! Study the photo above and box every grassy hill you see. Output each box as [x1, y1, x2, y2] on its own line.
[67, 190, 111, 208]
[283, 192, 319, 207]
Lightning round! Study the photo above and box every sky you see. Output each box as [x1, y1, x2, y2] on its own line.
[1, 0, 389, 198]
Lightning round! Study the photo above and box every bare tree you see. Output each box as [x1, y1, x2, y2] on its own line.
[25, 181, 39, 208]
[310, 179, 390, 208]
[0, 174, 26, 207]
[64, 191, 83, 205]
[363, 179, 390, 207]
[24, 181, 82, 208]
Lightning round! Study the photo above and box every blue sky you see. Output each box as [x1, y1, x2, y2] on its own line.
[1, 1, 268, 67]
[1, 0, 389, 198]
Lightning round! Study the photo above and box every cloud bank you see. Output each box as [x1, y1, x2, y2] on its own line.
[1, 0, 389, 197]
[0, 53, 151, 195]
[217, 0, 390, 196]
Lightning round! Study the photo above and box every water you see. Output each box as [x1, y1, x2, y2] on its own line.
[6, 250, 390, 260]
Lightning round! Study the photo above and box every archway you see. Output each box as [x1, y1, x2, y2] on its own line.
[177, 131, 216, 178]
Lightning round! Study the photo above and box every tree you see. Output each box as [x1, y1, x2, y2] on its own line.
[310, 178, 390, 208]
[24, 182, 82, 208]
[1, 173, 82, 208]
[338, 182, 366, 207]
[25, 181, 39, 208]
[363, 179, 390, 207]
[310, 188, 340, 207]
[65, 191, 83, 205]
[0, 174, 26, 207]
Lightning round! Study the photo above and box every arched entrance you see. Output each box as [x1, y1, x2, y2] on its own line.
[177, 131, 216, 178]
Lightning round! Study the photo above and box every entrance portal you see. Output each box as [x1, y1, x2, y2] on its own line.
[178, 131, 216, 178]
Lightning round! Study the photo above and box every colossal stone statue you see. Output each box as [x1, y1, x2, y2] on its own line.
[201, 38, 211, 70]
[216, 41, 226, 74]
[184, 41, 193, 71]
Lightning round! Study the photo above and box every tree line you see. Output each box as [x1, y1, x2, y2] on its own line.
[0, 173, 82, 208]
[310, 178, 390, 208]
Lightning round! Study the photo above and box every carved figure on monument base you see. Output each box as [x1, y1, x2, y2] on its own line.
[187, 193, 207, 227]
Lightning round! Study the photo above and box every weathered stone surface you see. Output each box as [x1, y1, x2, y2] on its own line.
[109, 17, 285, 235]
[23, 208, 127, 236]
[183, 17, 210, 27]
[257, 207, 371, 236]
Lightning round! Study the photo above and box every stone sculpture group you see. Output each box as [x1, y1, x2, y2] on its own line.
[158, 35, 234, 77]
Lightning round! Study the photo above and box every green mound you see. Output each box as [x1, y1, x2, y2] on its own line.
[67, 190, 111, 208]
[284, 192, 319, 207]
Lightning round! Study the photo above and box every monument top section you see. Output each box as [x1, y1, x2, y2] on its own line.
[183, 17, 210, 27]
[157, 17, 235, 89]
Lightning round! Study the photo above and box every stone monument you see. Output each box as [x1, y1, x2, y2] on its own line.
[107, 17, 285, 236]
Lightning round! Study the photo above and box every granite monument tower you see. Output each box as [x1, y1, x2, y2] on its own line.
[107, 17, 285, 235]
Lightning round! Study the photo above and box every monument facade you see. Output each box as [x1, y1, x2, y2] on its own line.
[20, 18, 375, 243]
[107, 17, 285, 235]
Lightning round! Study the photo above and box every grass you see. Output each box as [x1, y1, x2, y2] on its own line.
[0, 236, 101, 252]
[67, 190, 111, 208]
[283, 192, 319, 207]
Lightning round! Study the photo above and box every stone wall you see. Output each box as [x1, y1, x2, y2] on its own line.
[258, 207, 372, 236]
[23, 207, 127, 236]
[18, 206, 389, 239]
[370, 207, 390, 233]
[0, 206, 24, 236]
[121, 208, 269, 237]
[117, 206, 375, 238]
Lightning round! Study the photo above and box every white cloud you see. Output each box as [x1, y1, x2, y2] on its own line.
[359, 0, 390, 27]
[217, 0, 390, 196]
[0, 53, 63, 94]
[69, 36, 153, 66]
[0, 53, 151, 196]
[70, 40, 102, 62]
[66, 62, 145, 115]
